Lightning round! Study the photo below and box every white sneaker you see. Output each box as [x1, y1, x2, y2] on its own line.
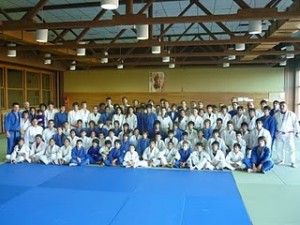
[69, 163, 77, 166]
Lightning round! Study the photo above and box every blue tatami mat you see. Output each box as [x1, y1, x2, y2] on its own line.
[0, 164, 252, 225]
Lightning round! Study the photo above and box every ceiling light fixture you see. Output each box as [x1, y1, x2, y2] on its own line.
[69, 61, 76, 71]
[279, 60, 287, 66]
[117, 61, 124, 69]
[152, 46, 161, 54]
[223, 62, 230, 68]
[162, 56, 170, 63]
[77, 42, 86, 56]
[101, 0, 119, 10]
[101, 51, 108, 64]
[228, 48, 236, 60]
[286, 45, 295, 59]
[235, 43, 245, 51]
[249, 20, 262, 34]
[7, 43, 16, 57]
[136, 24, 149, 40]
[44, 53, 51, 64]
[36, 29, 48, 43]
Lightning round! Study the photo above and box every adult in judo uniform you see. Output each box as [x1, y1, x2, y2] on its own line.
[273, 101, 300, 168]
[4, 102, 21, 154]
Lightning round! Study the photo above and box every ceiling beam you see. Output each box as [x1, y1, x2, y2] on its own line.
[265, 0, 281, 8]
[75, 9, 107, 43]
[0, 8, 13, 21]
[9, 37, 300, 51]
[233, 0, 251, 9]
[193, 0, 234, 37]
[1, 8, 298, 31]
[158, 2, 194, 39]
[21, 0, 49, 21]
[138, 0, 155, 14]
[82, 59, 282, 67]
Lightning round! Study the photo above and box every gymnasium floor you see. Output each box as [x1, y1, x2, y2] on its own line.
[0, 135, 299, 225]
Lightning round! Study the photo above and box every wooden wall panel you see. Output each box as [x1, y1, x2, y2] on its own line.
[64, 92, 269, 110]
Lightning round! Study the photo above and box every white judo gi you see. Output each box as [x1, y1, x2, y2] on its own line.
[273, 110, 300, 165]
[226, 151, 245, 169]
[160, 147, 180, 166]
[30, 141, 47, 162]
[249, 128, 272, 149]
[209, 150, 235, 170]
[187, 150, 213, 170]
[58, 145, 73, 164]
[40, 144, 61, 165]
[123, 151, 147, 168]
[24, 125, 43, 146]
[6, 144, 31, 163]
[142, 146, 160, 167]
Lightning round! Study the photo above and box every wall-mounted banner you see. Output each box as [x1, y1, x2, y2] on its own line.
[149, 72, 165, 92]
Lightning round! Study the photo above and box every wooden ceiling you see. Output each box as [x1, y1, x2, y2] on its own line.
[0, 0, 300, 70]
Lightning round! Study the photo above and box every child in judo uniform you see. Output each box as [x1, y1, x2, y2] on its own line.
[104, 139, 124, 166]
[69, 139, 89, 166]
[187, 142, 213, 170]
[244, 136, 274, 174]
[226, 143, 246, 170]
[123, 145, 147, 168]
[40, 138, 60, 165]
[6, 138, 31, 163]
[175, 141, 192, 168]
[87, 139, 102, 164]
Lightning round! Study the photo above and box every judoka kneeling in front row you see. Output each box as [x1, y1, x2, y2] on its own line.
[6, 138, 31, 164]
[123, 145, 148, 168]
[69, 139, 89, 166]
[187, 142, 213, 170]
[244, 136, 274, 174]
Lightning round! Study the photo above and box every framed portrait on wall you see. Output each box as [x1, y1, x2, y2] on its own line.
[149, 72, 165, 92]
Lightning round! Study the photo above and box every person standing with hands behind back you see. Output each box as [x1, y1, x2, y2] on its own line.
[273, 101, 300, 168]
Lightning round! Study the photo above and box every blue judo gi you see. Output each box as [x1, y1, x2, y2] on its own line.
[104, 147, 126, 166]
[202, 127, 213, 140]
[87, 146, 102, 164]
[174, 148, 192, 168]
[261, 115, 277, 146]
[142, 113, 157, 133]
[52, 133, 67, 147]
[243, 145, 274, 173]
[4, 111, 21, 154]
[70, 147, 89, 166]
[136, 138, 150, 157]
[54, 112, 68, 128]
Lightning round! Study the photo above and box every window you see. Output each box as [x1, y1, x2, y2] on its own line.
[7, 69, 22, 88]
[0, 66, 56, 109]
[7, 69, 24, 107]
[26, 71, 39, 88]
[42, 73, 53, 104]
